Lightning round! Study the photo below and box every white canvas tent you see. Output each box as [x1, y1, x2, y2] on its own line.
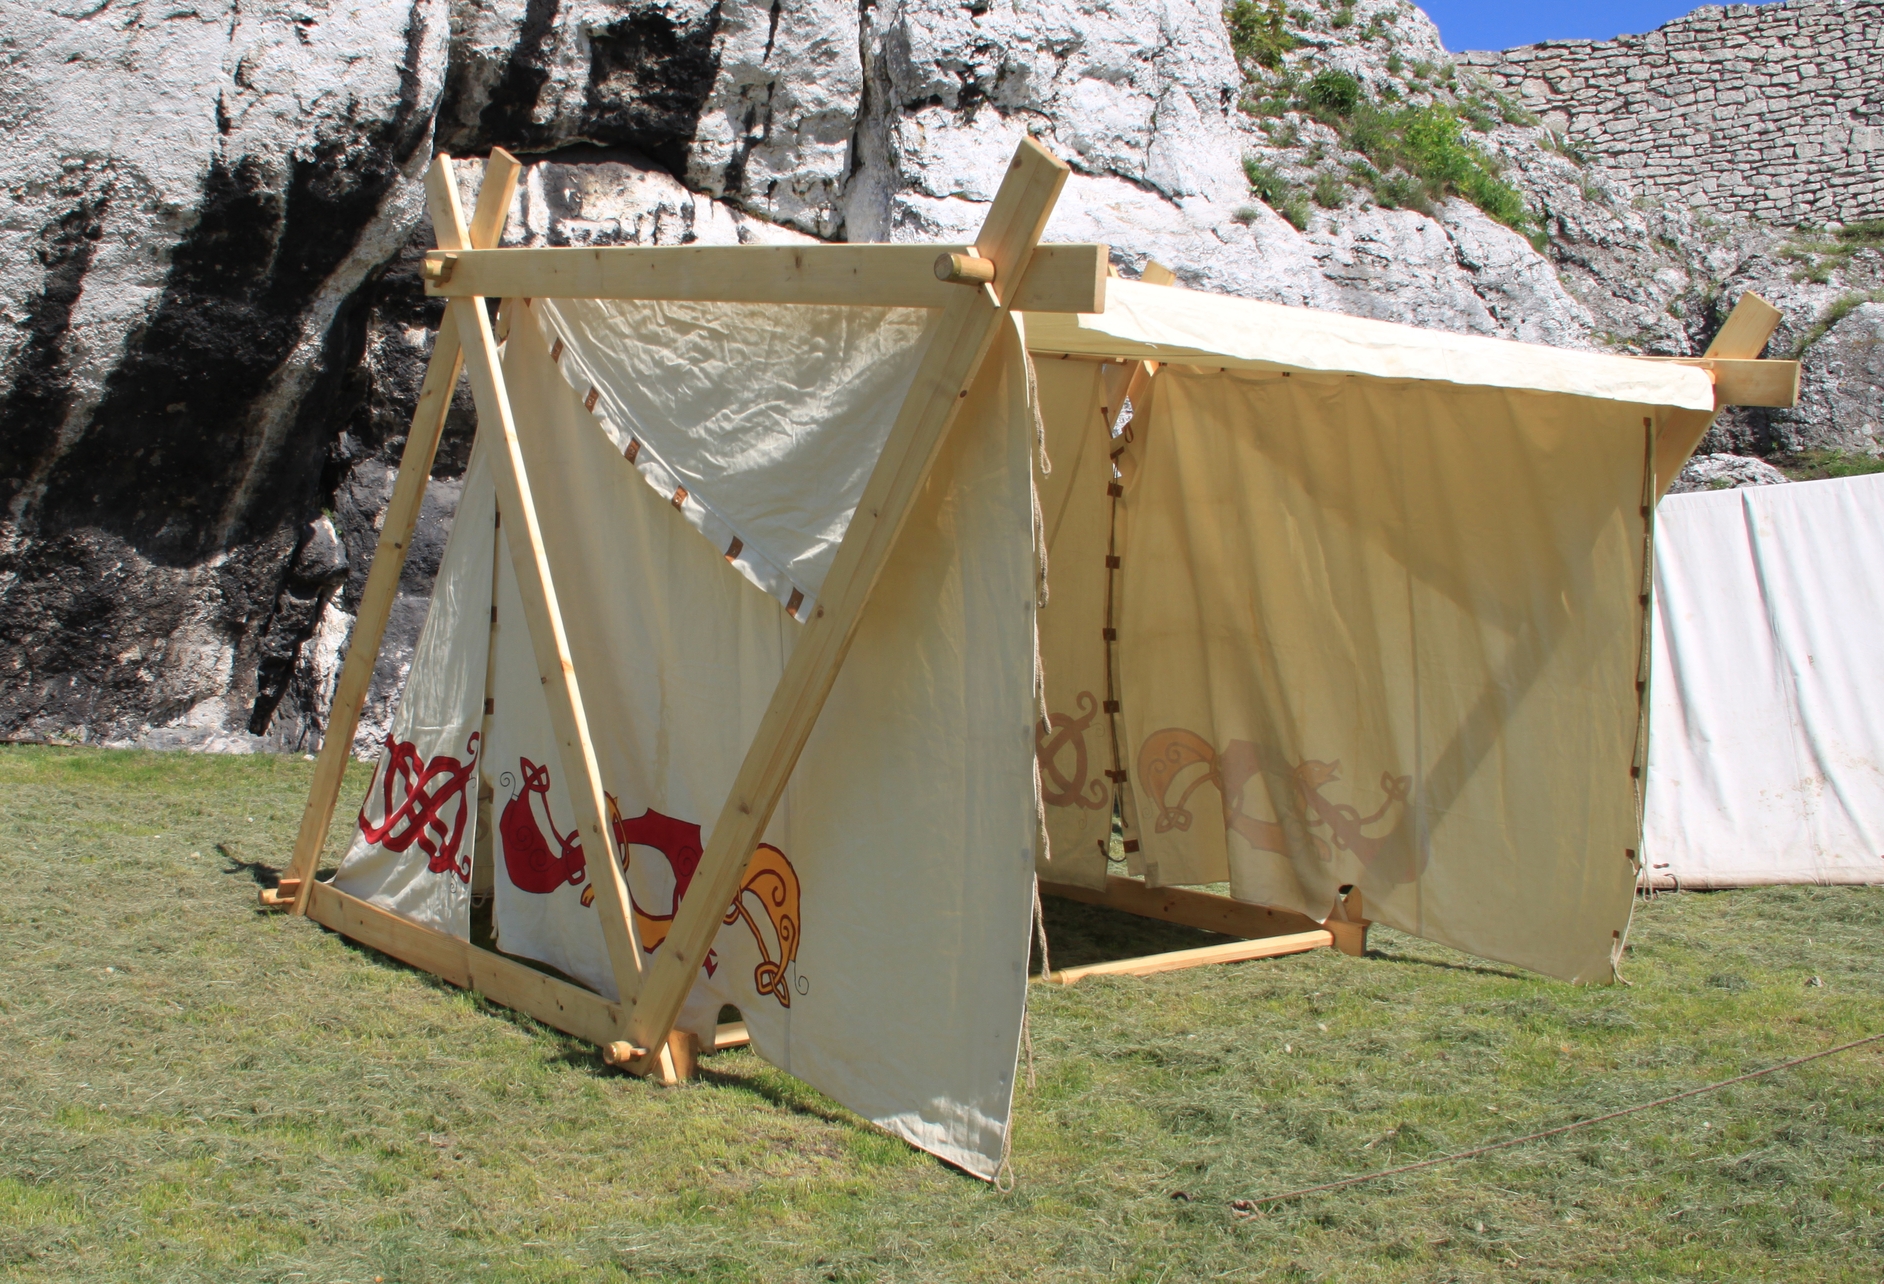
[1644, 472, 1884, 888]
[267, 141, 1800, 1177]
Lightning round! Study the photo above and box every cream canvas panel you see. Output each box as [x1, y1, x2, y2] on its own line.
[784, 316, 1039, 1178]
[485, 305, 1037, 1179]
[1644, 475, 1884, 888]
[534, 297, 932, 614]
[1032, 354, 1117, 888]
[482, 309, 799, 1003]
[1118, 370, 1647, 983]
[331, 438, 497, 940]
[1024, 277, 1715, 413]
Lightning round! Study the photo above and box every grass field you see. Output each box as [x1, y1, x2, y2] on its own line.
[2, 745, 1881, 1282]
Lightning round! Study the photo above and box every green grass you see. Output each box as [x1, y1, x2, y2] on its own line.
[1241, 158, 1311, 230]
[4, 745, 1884, 1281]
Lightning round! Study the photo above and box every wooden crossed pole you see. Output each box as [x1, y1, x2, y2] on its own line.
[276, 137, 1079, 1081]
[277, 149, 522, 915]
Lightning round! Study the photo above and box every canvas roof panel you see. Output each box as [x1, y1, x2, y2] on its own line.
[1024, 277, 1717, 411]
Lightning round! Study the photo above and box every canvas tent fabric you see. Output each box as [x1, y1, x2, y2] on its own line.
[334, 299, 1039, 1179]
[332, 440, 498, 941]
[530, 297, 933, 615]
[1029, 280, 1719, 985]
[334, 260, 1728, 1174]
[1643, 473, 1884, 888]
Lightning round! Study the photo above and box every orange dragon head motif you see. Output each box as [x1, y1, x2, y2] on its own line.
[596, 794, 802, 1008]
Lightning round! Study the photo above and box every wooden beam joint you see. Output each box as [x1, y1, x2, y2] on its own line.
[422, 252, 458, 286]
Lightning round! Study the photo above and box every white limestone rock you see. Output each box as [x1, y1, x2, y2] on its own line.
[1669, 453, 1792, 493]
[1789, 301, 1884, 455]
[4, 0, 1881, 750]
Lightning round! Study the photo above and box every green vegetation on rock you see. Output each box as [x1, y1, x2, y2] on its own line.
[1774, 448, 1884, 481]
[1783, 219, 1884, 284]
[1225, 0, 1296, 70]
[1344, 102, 1537, 239]
[1790, 288, 1884, 356]
[1237, 52, 1542, 242]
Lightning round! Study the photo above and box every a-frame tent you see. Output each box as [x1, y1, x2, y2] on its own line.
[267, 139, 1799, 1177]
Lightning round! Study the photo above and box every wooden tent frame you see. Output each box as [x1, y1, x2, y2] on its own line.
[267, 139, 1801, 1081]
[271, 138, 1138, 1081]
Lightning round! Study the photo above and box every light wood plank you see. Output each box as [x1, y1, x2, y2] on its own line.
[1324, 887, 1369, 958]
[426, 157, 647, 1012]
[1637, 355, 1800, 407]
[1704, 291, 1783, 359]
[421, 242, 1107, 314]
[1044, 931, 1335, 984]
[1706, 357, 1800, 408]
[1019, 243, 1109, 314]
[712, 1021, 751, 1051]
[617, 136, 1073, 1073]
[305, 881, 628, 1043]
[283, 149, 522, 914]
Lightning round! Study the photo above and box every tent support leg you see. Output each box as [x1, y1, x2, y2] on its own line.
[425, 156, 649, 1011]
[274, 149, 522, 915]
[616, 137, 1074, 1077]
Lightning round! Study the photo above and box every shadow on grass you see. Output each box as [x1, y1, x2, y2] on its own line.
[218, 841, 286, 888]
[1363, 949, 1529, 982]
[695, 1058, 859, 1129]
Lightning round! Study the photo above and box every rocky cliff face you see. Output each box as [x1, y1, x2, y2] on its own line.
[1, 0, 1878, 752]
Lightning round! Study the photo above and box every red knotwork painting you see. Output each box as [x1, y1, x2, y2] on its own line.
[498, 757, 588, 894]
[1136, 728, 1423, 883]
[604, 797, 803, 1009]
[1036, 690, 1109, 811]
[357, 731, 481, 883]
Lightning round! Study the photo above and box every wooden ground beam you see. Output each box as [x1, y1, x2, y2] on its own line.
[1040, 875, 1369, 970]
[302, 882, 740, 1079]
[426, 156, 652, 1018]
[615, 137, 1075, 1075]
[276, 149, 522, 916]
[1043, 931, 1336, 985]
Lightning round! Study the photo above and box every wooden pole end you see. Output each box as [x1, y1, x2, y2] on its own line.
[934, 252, 996, 286]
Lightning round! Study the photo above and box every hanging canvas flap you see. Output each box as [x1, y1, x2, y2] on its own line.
[1032, 354, 1119, 889]
[330, 439, 498, 940]
[483, 305, 1037, 1179]
[1117, 371, 1647, 983]
[533, 296, 934, 616]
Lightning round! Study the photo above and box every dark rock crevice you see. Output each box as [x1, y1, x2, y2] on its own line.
[583, 2, 725, 178]
[0, 0, 439, 743]
[0, 196, 109, 516]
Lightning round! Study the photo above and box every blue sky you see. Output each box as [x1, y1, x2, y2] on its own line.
[1418, 1, 1779, 52]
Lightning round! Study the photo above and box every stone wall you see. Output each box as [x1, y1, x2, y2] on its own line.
[1461, 0, 1883, 227]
